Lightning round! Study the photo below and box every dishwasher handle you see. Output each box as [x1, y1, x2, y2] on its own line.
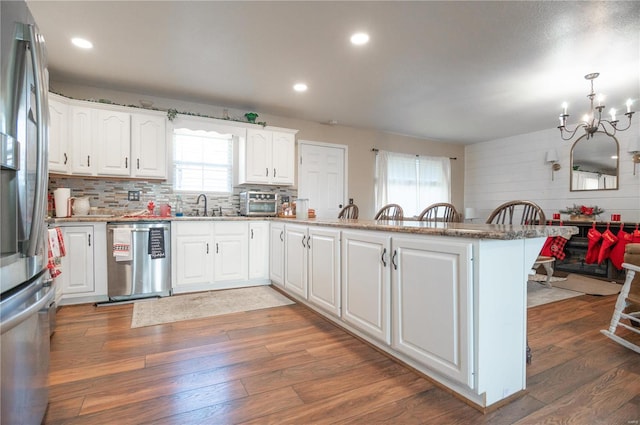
[108, 226, 169, 232]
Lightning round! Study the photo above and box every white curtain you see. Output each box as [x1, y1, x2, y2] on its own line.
[375, 150, 451, 217]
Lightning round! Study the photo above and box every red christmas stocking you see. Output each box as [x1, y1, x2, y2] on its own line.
[597, 229, 618, 264]
[584, 227, 602, 264]
[609, 229, 632, 270]
[549, 236, 568, 260]
[539, 237, 554, 256]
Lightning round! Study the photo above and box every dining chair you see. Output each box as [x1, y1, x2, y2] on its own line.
[374, 204, 404, 220]
[486, 200, 547, 365]
[486, 200, 546, 225]
[417, 203, 461, 223]
[338, 204, 359, 219]
[601, 243, 640, 353]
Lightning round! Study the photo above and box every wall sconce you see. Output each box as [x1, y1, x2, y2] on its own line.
[629, 137, 640, 176]
[464, 207, 477, 222]
[545, 149, 561, 180]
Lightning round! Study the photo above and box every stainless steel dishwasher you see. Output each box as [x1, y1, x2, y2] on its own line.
[106, 222, 171, 301]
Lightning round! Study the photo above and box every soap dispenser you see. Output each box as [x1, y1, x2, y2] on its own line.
[175, 195, 184, 217]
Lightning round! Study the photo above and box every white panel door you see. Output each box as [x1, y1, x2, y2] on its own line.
[341, 230, 391, 344]
[298, 142, 346, 219]
[391, 236, 473, 387]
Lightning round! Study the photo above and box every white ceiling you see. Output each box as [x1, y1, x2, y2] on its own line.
[27, 1, 640, 144]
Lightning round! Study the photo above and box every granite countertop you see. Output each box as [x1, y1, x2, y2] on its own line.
[277, 218, 578, 240]
[50, 216, 577, 240]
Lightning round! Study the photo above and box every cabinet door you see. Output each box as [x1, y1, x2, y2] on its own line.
[244, 129, 272, 183]
[95, 109, 131, 176]
[284, 224, 308, 298]
[60, 226, 94, 294]
[48, 96, 69, 173]
[69, 106, 94, 175]
[391, 236, 473, 387]
[214, 222, 248, 282]
[173, 222, 214, 288]
[308, 227, 341, 317]
[269, 222, 285, 287]
[131, 113, 167, 179]
[341, 230, 391, 344]
[249, 221, 270, 280]
[271, 131, 295, 185]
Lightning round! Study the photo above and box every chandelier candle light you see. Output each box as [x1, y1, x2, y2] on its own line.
[558, 73, 634, 141]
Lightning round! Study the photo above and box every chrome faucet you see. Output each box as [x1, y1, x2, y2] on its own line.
[196, 194, 208, 217]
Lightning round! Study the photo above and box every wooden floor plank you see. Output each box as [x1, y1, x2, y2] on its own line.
[44, 292, 640, 424]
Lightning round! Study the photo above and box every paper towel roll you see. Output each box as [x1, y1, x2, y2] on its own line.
[54, 188, 71, 217]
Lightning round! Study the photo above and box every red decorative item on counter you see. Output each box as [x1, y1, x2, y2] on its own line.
[147, 201, 155, 215]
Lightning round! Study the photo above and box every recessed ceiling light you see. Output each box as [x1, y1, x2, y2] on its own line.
[350, 32, 369, 46]
[71, 37, 93, 49]
[293, 83, 308, 92]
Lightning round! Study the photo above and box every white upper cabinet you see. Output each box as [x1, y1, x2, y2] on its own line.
[94, 109, 131, 176]
[271, 131, 295, 184]
[239, 128, 297, 185]
[69, 105, 94, 175]
[48, 94, 69, 174]
[131, 113, 167, 179]
[50, 94, 167, 179]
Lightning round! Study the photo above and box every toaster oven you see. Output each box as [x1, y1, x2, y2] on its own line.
[239, 191, 278, 216]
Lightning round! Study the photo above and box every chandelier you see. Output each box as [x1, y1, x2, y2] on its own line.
[557, 72, 634, 141]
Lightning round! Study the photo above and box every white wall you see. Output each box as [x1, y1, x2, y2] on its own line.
[464, 124, 640, 223]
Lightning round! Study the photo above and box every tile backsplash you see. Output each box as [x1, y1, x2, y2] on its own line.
[48, 176, 297, 217]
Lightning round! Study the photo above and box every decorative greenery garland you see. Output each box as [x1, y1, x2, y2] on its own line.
[50, 91, 267, 127]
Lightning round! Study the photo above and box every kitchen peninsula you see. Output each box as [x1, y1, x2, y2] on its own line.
[50, 215, 576, 410]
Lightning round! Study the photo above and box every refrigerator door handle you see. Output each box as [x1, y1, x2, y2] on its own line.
[0, 281, 53, 335]
[25, 23, 49, 257]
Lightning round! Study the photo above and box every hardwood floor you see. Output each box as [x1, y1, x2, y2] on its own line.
[45, 292, 640, 424]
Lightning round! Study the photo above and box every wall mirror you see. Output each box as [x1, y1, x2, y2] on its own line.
[570, 131, 619, 191]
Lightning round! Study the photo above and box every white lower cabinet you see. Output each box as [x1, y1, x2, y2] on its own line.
[172, 221, 262, 294]
[280, 224, 341, 317]
[341, 230, 391, 344]
[307, 227, 341, 317]
[172, 221, 215, 293]
[283, 224, 308, 298]
[57, 223, 108, 305]
[249, 221, 270, 281]
[391, 235, 474, 388]
[214, 222, 248, 283]
[269, 222, 285, 287]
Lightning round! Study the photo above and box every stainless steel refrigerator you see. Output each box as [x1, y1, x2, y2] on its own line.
[1, 1, 53, 424]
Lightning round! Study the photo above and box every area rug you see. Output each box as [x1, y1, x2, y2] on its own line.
[131, 286, 295, 328]
[529, 273, 568, 284]
[527, 280, 583, 308]
[552, 273, 621, 296]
